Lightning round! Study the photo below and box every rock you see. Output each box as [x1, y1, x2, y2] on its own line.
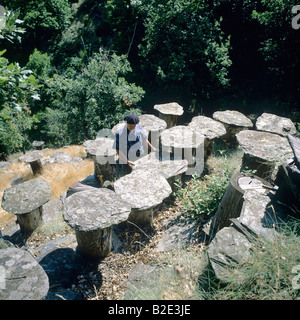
[0, 247, 49, 300]
[114, 170, 172, 226]
[139, 114, 167, 147]
[42, 198, 64, 223]
[207, 226, 252, 283]
[209, 172, 273, 236]
[1, 178, 51, 235]
[66, 181, 98, 198]
[37, 247, 82, 288]
[154, 102, 184, 128]
[50, 151, 82, 163]
[213, 110, 253, 144]
[160, 125, 204, 175]
[132, 153, 188, 191]
[155, 212, 199, 252]
[124, 264, 170, 299]
[0, 161, 10, 172]
[0, 238, 15, 249]
[19, 150, 44, 175]
[63, 188, 131, 258]
[238, 190, 287, 241]
[111, 122, 126, 135]
[288, 134, 300, 167]
[188, 115, 226, 159]
[255, 113, 297, 137]
[236, 130, 294, 179]
[32, 141, 45, 150]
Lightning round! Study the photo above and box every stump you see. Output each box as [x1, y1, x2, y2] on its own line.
[154, 102, 184, 128]
[19, 150, 44, 175]
[0, 247, 49, 300]
[113, 170, 172, 226]
[236, 130, 294, 179]
[139, 114, 167, 149]
[132, 153, 188, 191]
[275, 135, 300, 214]
[63, 188, 131, 258]
[32, 140, 45, 150]
[213, 110, 253, 144]
[188, 115, 226, 159]
[255, 112, 297, 137]
[209, 172, 272, 236]
[1, 178, 51, 235]
[160, 125, 204, 176]
[83, 138, 117, 183]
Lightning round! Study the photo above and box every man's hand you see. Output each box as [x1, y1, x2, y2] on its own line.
[127, 160, 135, 168]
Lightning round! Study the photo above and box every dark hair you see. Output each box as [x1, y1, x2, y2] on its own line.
[124, 113, 140, 124]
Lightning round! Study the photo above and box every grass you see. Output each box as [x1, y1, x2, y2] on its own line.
[198, 218, 300, 300]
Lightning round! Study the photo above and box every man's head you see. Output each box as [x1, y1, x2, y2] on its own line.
[124, 113, 139, 131]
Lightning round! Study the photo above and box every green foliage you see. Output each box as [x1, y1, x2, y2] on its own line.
[0, 14, 40, 156]
[176, 151, 233, 221]
[252, 0, 300, 92]
[137, 0, 232, 91]
[26, 49, 53, 79]
[2, 0, 72, 33]
[0, 8, 25, 43]
[43, 49, 145, 145]
[176, 173, 230, 221]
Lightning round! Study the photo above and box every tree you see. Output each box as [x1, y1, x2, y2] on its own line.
[135, 0, 232, 95]
[0, 9, 40, 157]
[252, 0, 300, 102]
[43, 49, 145, 145]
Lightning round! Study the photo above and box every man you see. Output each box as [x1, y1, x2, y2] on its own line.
[114, 113, 156, 174]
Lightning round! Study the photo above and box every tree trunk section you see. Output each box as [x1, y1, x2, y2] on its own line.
[75, 227, 112, 259]
[209, 172, 271, 237]
[17, 207, 43, 236]
[30, 160, 43, 175]
[241, 153, 275, 180]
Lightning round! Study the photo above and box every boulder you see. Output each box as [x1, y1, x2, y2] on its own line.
[154, 102, 184, 128]
[132, 153, 188, 190]
[209, 172, 273, 236]
[0, 247, 49, 300]
[63, 188, 131, 258]
[207, 226, 252, 283]
[213, 110, 253, 144]
[1, 178, 51, 235]
[188, 115, 226, 159]
[114, 170, 172, 226]
[0, 161, 10, 172]
[160, 125, 204, 175]
[236, 130, 294, 179]
[255, 113, 297, 137]
[19, 150, 44, 175]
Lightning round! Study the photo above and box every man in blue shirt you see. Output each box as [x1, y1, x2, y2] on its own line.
[114, 113, 156, 175]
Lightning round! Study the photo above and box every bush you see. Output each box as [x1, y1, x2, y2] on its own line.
[43, 49, 145, 145]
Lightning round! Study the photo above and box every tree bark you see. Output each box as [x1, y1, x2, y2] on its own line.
[240, 153, 275, 180]
[17, 207, 43, 236]
[30, 160, 44, 175]
[209, 172, 271, 237]
[75, 227, 112, 259]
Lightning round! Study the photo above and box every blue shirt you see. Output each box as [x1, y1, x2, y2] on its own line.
[114, 124, 147, 162]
